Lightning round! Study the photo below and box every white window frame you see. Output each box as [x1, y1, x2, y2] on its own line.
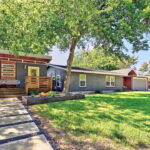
[105, 76, 115, 87]
[79, 74, 86, 87]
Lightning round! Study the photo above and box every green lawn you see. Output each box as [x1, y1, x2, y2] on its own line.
[30, 92, 150, 150]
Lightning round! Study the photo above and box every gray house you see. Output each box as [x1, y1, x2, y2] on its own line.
[48, 64, 148, 92]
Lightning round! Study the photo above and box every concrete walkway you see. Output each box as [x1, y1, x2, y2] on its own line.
[0, 98, 53, 150]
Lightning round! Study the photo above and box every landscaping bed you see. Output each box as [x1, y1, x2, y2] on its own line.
[22, 93, 85, 105]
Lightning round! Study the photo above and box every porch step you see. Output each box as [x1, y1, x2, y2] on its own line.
[0, 88, 25, 92]
[0, 88, 26, 98]
[0, 94, 25, 98]
[0, 92, 25, 95]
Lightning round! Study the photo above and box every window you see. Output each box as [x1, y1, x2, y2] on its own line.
[52, 76, 56, 80]
[31, 69, 37, 76]
[1, 64, 15, 77]
[2, 73, 15, 77]
[56, 75, 61, 87]
[79, 74, 86, 87]
[2, 64, 15, 68]
[106, 76, 115, 87]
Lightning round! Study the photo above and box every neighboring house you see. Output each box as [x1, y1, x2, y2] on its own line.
[0, 49, 52, 96]
[47, 64, 148, 92]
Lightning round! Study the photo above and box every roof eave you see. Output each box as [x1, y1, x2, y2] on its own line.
[71, 70, 125, 76]
[49, 64, 133, 76]
[0, 49, 52, 60]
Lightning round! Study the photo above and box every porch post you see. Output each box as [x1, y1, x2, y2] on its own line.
[25, 76, 29, 95]
[49, 77, 52, 91]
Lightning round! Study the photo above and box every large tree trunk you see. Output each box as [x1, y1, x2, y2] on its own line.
[63, 39, 77, 94]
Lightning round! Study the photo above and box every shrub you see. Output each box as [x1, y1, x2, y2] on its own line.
[35, 91, 40, 95]
[114, 89, 122, 92]
[95, 88, 103, 94]
[49, 91, 56, 97]
[31, 92, 35, 97]
[115, 88, 129, 92]
[122, 88, 129, 92]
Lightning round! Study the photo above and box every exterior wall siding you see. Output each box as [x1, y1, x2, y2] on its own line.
[69, 72, 123, 92]
[47, 67, 123, 92]
[16, 62, 47, 88]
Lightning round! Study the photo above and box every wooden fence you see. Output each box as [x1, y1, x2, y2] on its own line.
[25, 76, 52, 95]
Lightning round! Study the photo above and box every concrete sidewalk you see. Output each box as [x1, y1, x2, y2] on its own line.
[0, 98, 53, 150]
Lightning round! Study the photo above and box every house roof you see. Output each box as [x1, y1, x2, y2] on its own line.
[0, 49, 52, 60]
[109, 69, 137, 76]
[49, 64, 126, 76]
[49, 64, 149, 78]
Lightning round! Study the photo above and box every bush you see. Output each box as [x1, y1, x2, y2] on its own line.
[95, 88, 103, 94]
[114, 89, 122, 92]
[122, 88, 129, 92]
[31, 92, 35, 97]
[115, 88, 129, 92]
[35, 91, 40, 95]
[49, 91, 56, 97]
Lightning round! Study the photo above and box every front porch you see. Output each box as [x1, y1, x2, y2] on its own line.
[25, 76, 52, 95]
[0, 76, 52, 98]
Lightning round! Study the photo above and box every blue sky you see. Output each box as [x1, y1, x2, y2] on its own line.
[50, 38, 150, 70]
[50, 48, 150, 70]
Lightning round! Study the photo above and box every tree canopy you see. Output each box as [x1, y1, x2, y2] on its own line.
[139, 61, 150, 75]
[73, 48, 137, 70]
[0, 0, 149, 54]
[0, 0, 150, 93]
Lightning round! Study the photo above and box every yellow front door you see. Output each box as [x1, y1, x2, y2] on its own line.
[28, 67, 39, 88]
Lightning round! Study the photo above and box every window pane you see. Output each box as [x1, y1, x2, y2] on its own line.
[3, 69, 15, 72]
[57, 82, 60, 86]
[106, 82, 110, 86]
[2, 64, 14, 68]
[80, 81, 85, 87]
[31, 69, 37, 76]
[106, 76, 110, 82]
[56, 75, 60, 80]
[2, 64, 15, 68]
[56, 75, 61, 87]
[2, 73, 15, 77]
[111, 82, 115, 87]
[106, 76, 110, 87]
[111, 76, 115, 82]
[80, 74, 86, 81]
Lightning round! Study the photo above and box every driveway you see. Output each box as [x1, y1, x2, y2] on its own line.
[0, 98, 53, 150]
